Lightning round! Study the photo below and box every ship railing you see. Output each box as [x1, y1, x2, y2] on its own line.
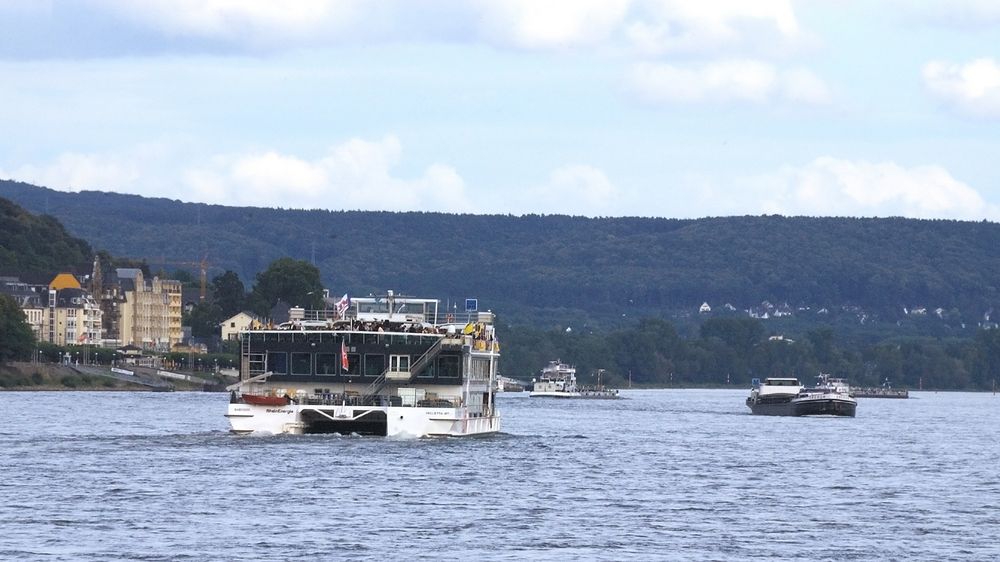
[361, 368, 390, 404]
[406, 337, 447, 379]
[242, 330, 444, 348]
[298, 309, 358, 322]
[300, 391, 461, 408]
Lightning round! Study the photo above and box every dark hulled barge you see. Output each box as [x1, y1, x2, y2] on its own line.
[746, 375, 857, 417]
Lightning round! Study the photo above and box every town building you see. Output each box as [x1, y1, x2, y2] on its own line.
[48, 286, 103, 346]
[220, 311, 260, 341]
[112, 268, 183, 351]
[1, 274, 103, 345]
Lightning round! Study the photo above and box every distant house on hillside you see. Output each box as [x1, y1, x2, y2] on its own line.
[774, 303, 794, 317]
[699, 302, 711, 314]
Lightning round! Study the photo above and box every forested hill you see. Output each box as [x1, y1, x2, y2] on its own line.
[3, 179, 1000, 328]
[0, 195, 92, 275]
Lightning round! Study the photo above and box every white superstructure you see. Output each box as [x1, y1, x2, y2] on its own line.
[530, 360, 579, 397]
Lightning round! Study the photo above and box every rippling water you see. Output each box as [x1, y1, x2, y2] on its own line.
[1, 390, 998, 561]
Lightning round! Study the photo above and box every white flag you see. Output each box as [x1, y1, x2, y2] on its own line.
[335, 294, 350, 317]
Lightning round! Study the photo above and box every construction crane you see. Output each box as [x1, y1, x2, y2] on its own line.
[120, 255, 212, 301]
[177, 255, 211, 302]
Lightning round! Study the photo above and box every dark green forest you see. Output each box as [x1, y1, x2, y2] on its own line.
[5, 180, 1000, 334]
[4, 180, 1000, 389]
[501, 317, 1000, 391]
[0, 195, 93, 274]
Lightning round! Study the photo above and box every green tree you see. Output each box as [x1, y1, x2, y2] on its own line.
[699, 317, 765, 354]
[185, 302, 223, 338]
[248, 258, 324, 316]
[972, 328, 1000, 389]
[0, 294, 34, 363]
[0, 196, 93, 273]
[212, 270, 246, 317]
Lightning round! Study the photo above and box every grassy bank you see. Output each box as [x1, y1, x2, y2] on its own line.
[0, 362, 150, 391]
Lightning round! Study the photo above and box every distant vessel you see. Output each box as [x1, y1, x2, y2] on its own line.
[746, 374, 857, 417]
[226, 291, 501, 437]
[853, 378, 909, 399]
[529, 361, 619, 399]
[495, 375, 525, 392]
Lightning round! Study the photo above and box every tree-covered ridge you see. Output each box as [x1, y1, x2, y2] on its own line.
[502, 317, 1000, 391]
[3, 180, 1000, 329]
[0, 195, 93, 274]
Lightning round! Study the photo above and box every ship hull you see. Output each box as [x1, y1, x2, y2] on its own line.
[529, 391, 619, 399]
[792, 397, 856, 417]
[226, 402, 500, 437]
[746, 396, 856, 417]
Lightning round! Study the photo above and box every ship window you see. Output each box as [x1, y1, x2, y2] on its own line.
[417, 359, 435, 378]
[291, 352, 312, 375]
[266, 352, 288, 375]
[345, 354, 360, 375]
[316, 353, 337, 375]
[390, 355, 410, 372]
[364, 354, 385, 377]
[437, 355, 459, 378]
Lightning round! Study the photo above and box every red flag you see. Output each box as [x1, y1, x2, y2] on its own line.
[341, 340, 349, 371]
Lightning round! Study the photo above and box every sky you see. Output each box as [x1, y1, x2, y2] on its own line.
[1, 0, 999, 220]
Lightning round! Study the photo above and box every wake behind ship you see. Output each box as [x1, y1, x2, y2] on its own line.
[226, 292, 500, 437]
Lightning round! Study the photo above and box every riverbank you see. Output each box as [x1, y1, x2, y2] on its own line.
[0, 362, 227, 391]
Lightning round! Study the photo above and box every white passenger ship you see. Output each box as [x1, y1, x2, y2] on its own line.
[530, 361, 619, 399]
[226, 292, 500, 437]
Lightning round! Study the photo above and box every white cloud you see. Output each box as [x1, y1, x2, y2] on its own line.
[92, 0, 364, 45]
[512, 164, 621, 216]
[78, 0, 804, 55]
[923, 58, 1000, 117]
[895, 0, 1000, 29]
[1, 152, 140, 192]
[624, 0, 801, 56]
[185, 136, 473, 212]
[756, 157, 999, 220]
[627, 60, 830, 105]
[1, 136, 476, 213]
[474, 0, 630, 50]
[780, 67, 832, 105]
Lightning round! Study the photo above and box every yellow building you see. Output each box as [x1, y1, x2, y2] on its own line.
[47, 287, 103, 346]
[116, 269, 183, 351]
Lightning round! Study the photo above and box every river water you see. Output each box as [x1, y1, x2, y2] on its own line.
[1, 390, 997, 561]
